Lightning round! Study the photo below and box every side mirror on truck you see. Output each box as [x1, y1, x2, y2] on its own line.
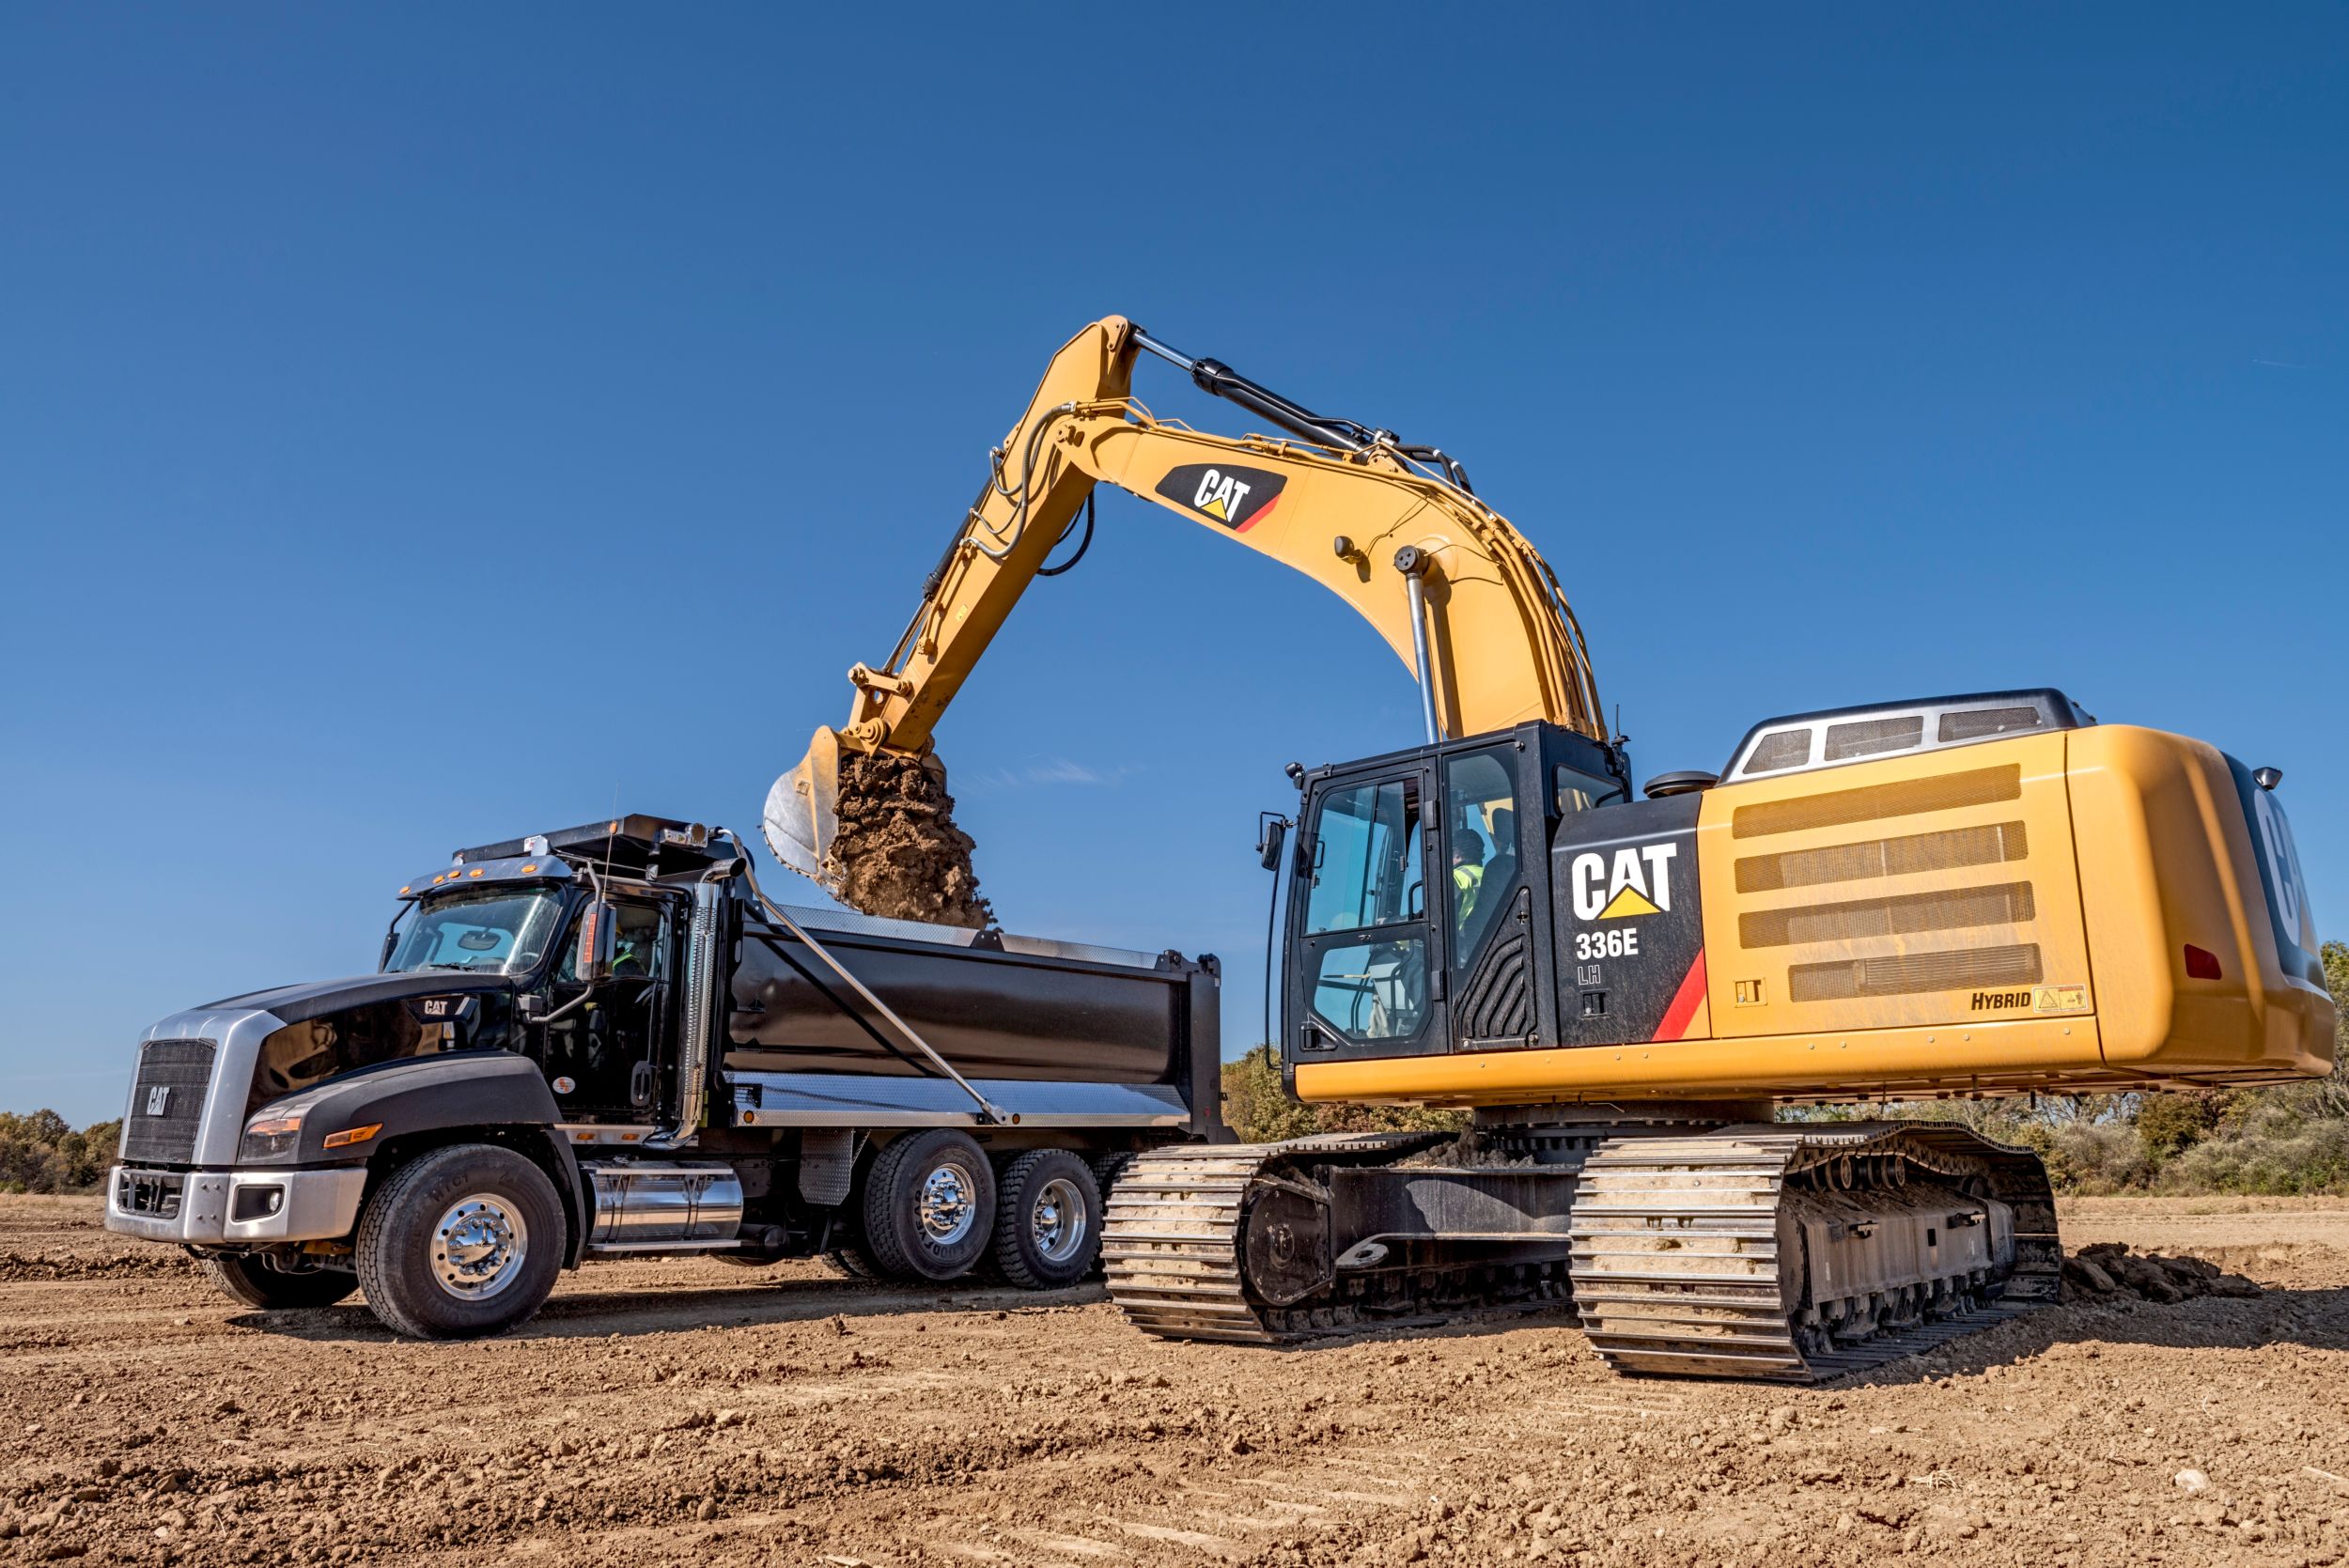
[576, 900, 618, 983]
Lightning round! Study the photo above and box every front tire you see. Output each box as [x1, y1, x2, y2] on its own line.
[991, 1150, 1101, 1289]
[355, 1143, 564, 1340]
[862, 1129, 994, 1281]
[204, 1253, 358, 1311]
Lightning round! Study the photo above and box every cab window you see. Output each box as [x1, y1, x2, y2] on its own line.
[1303, 778, 1424, 934]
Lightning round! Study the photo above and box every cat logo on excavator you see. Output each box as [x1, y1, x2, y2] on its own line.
[1153, 463, 1286, 532]
[1570, 842, 1677, 920]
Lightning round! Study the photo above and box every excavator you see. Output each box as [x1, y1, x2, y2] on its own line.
[766, 317, 2334, 1380]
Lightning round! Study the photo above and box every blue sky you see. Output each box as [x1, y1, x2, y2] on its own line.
[3, 7, 2342, 1126]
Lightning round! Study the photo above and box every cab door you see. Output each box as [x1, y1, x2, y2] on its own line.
[542, 894, 677, 1120]
[1287, 763, 1447, 1062]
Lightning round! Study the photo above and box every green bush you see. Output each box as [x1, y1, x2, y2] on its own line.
[1781, 939, 2349, 1196]
[0, 1110, 122, 1195]
[1221, 1045, 1467, 1144]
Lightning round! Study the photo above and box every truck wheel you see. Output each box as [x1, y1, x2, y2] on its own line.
[991, 1149, 1101, 1290]
[817, 1246, 878, 1280]
[354, 1143, 564, 1340]
[204, 1253, 358, 1311]
[862, 1129, 994, 1281]
[1090, 1151, 1134, 1202]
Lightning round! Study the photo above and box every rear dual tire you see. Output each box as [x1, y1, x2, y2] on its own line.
[861, 1134, 1104, 1288]
[863, 1129, 996, 1281]
[990, 1150, 1101, 1290]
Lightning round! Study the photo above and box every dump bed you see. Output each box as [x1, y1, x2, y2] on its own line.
[723, 900, 1223, 1136]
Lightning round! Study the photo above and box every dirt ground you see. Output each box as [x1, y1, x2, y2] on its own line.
[4, 1194, 2346, 1568]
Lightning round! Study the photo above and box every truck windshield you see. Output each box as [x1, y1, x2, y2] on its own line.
[386, 890, 567, 976]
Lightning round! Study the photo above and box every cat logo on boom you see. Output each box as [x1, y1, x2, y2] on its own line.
[1569, 842, 1677, 922]
[1153, 463, 1287, 532]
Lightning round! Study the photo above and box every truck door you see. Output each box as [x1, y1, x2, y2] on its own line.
[1289, 764, 1448, 1061]
[543, 895, 676, 1120]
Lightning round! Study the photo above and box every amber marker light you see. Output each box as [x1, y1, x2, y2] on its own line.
[321, 1124, 382, 1149]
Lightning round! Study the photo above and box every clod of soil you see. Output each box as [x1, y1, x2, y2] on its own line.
[822, 748, 992, 930]
[2063, 1241, 2263, 1303]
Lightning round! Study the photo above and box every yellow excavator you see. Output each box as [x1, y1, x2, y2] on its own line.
[768, 317, 2333, 1380]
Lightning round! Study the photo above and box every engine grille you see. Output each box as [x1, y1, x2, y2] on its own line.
[1735, 820, 2030, 894]
[121, 1039, 214, 1164]
[1787, 943, 2044, 1003]
[1740, 880, 2036, 950]
[1731, 763, 2022, 840]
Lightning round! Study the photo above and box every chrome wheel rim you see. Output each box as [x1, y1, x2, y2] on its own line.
[917, 1162, 976, 1247]
[430, 1193, 529, 1301]
[1030, 1176, 1088, 1265]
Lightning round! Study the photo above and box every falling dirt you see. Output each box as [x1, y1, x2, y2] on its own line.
[823, 749, 992, 931]
[6, 1192, 2348, 1567]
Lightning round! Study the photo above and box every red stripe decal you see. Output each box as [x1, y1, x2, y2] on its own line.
[1233, 492, 1282, 533]
[1652, 948, 1708, 1042]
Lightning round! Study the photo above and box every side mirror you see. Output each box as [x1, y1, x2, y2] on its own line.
[379, 931, 400, 971]
[576, 900, 618, 983]
[1257, 815, 1290, 872]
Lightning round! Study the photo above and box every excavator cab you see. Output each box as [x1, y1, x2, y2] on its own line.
[1284, 722, 1629, 1069]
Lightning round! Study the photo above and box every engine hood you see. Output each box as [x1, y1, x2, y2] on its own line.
[203, 970, 516, 1025]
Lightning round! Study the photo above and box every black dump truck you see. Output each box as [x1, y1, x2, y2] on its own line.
[102, 816, 1224, 1338]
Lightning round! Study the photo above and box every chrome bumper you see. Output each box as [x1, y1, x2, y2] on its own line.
[103, 1164, 367, 1247]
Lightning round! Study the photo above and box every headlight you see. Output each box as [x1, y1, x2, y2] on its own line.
[240, 1113, 303, 1161]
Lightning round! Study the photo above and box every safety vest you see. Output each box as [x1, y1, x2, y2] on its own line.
[1453, 862, 1484, 923]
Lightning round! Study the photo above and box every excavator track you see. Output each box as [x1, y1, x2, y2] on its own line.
[1102, 1133, 1574, 1342]
[1106, 1122, 2059, 1383]
[1568, 1123, 2061, 1382]
[1101, 1134, 1420, 1343]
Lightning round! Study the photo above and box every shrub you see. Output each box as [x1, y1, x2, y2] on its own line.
[0, 1110, 121, 1194]
[1221, 1045, 1467, 1144]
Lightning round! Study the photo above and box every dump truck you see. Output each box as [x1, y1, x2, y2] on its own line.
[770, 317, 2336, 1380]
[103, 816, 1222, 1337]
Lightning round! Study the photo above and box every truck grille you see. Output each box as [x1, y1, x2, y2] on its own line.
[121, 1039, 214, 1164]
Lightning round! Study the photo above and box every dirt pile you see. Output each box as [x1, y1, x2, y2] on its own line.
[823, 749, 992, 930]
[0, 1249, 185, 1282]
[2063, 1241, 2263, 1304]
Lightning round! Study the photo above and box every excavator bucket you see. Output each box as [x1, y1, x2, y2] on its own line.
[763, 725, 845, 890]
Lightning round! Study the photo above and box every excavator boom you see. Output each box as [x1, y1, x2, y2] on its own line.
[766, 316, 1603, 890]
